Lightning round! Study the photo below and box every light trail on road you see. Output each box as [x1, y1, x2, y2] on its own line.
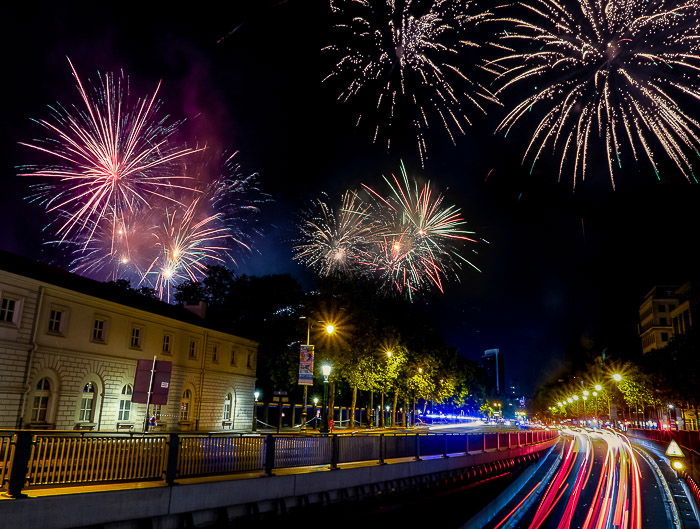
[468, 428, 683, 529]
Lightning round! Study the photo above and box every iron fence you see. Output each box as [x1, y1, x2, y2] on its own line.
[0, 432, 13, 491]
[27, 433, 167, 486]
[0, 428, 557, 497]
[177, 435, 265, 478]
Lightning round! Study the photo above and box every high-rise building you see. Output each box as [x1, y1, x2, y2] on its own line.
[671, 282, 699, 337]
[482, 348, 504, 395]
[639, 286, 678, 353]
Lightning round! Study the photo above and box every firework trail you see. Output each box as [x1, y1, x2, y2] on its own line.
[324, 0, 497, 165]
[294, 190, 377, 276]
[360, 162, 479, 297]
[487, 0, 700, 187]
[19, 58, 201, 244]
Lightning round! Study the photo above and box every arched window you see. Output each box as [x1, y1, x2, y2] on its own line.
[224, 393, 233, 421]
[118, 384, 133, 421]
[78, 382, 97, 422]
[31, 378, 51, 423]
[180, 389, 192, 421]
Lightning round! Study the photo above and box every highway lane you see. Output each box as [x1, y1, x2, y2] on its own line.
[465, 428, 690, 529]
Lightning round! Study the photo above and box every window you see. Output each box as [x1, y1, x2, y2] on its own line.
[669, 304, 676, 312]
[658, 304, 666, 312]
[130, 327, 142, 349]
[152, 404, 162, 421]
[212, 344, 218, 363]
[247, 352, 253, 369]
[48, 309, 63, 333]
[162, 334, 172, 354]
[188, 340, 197, 360]
[78, 382, 96, 422]
[0, 297, 17, 323]
[224, 393, 233, 421]
[180, 389, 192, 421]
[92, 319, 106, 342]
[661, 332, 669, 342]
[31, 378, 51, 422]
[230, 349, 236, 366]
[118, 385, 133, 421]
[660, 317, 668, 326]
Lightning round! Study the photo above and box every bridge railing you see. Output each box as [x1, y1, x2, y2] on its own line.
[0, 428, 558, 497]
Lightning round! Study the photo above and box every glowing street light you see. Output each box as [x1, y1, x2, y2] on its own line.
[594, 384, 603, 392]
[325, 324, 336, 335]
[582, 390, 590, 397]
[320, 363, 332, 433]
[612, 373, 623, 382]
[252, 390, 260, 432]
[572, 395, 579, 401]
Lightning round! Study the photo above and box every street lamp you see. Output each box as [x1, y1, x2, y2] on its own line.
[594, 384, 603, 392]
[612, 373, 623, 382]
[252, 391, 260, 432]
[299, 319, 338, 431]
[320, 363, 332, 433]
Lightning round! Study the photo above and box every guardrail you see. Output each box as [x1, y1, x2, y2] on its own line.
[627, 428, 700, 485]
[0, 429, 558, 497]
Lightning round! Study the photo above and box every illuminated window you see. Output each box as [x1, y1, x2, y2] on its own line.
[188, 340, 197, 360]
[224, 393, 233, 421]
[152, 404, 162, 421]
[118, 385, 133, 421]
[78, 382, 96, 422]
[180, 389, 192, 421]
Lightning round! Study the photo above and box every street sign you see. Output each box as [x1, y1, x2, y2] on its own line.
[666, 440, 685, 458]
[273, 390, 288, 396]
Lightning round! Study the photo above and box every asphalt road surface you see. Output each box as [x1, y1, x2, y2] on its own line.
[464, 428, 698, 529]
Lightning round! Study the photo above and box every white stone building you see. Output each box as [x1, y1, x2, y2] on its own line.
[0, 251, 258, 432]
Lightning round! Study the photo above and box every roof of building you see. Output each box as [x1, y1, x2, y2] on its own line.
[0, 250, 250, 341]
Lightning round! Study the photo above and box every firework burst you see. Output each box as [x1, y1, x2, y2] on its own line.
[294, 163, 479, 299]
[142, 197, 233, 303]
[19, 58, 201, 243]
[324, 0, 497, 164]
[487, 0, 700, 187]
[360, 162, 479, 297]
[294, 190, 377, 276]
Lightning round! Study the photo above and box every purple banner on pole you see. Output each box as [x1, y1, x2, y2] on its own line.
[298, 345, 314, 386]
[132, 359, 172, 404]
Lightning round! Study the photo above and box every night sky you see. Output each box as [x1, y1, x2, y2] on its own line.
[3, 1, 700, 394]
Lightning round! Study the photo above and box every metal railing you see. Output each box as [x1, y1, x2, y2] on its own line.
[0, 432, 13, 490]
[0, 428, 558, 497]
[28, 433, 168, 486]
[177, 435, 265, 478]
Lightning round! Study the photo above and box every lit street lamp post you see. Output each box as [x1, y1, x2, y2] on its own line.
[299, 318, 336, 431]
[320, 363, 332, 434]
[252, 390, 260, 432]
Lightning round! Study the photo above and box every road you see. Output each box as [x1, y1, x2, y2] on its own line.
[464, 428, 698, 529]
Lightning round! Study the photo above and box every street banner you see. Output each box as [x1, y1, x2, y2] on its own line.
[298, 345, 314, 386]
[132, 359, 172, 404]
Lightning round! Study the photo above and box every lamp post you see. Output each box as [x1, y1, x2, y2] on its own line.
[320, 363, 332, 433]
[299, 318, 336, 431]
[252, 390, 260, 432]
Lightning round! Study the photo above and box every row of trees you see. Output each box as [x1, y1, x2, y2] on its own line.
[534, 327, 700, 428]
[174, 268, 487, 425]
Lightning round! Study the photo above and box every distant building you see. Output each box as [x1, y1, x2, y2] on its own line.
[0, 251, 258, 431]
[482, 348, 504, 395]
[639, 286, 678, 353]
[671, 282, 699, 337]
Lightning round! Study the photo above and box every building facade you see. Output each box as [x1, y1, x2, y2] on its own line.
[0, 253, 258, 431]
[638, 286, 678, 354]
[671, 282, 699, 338]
